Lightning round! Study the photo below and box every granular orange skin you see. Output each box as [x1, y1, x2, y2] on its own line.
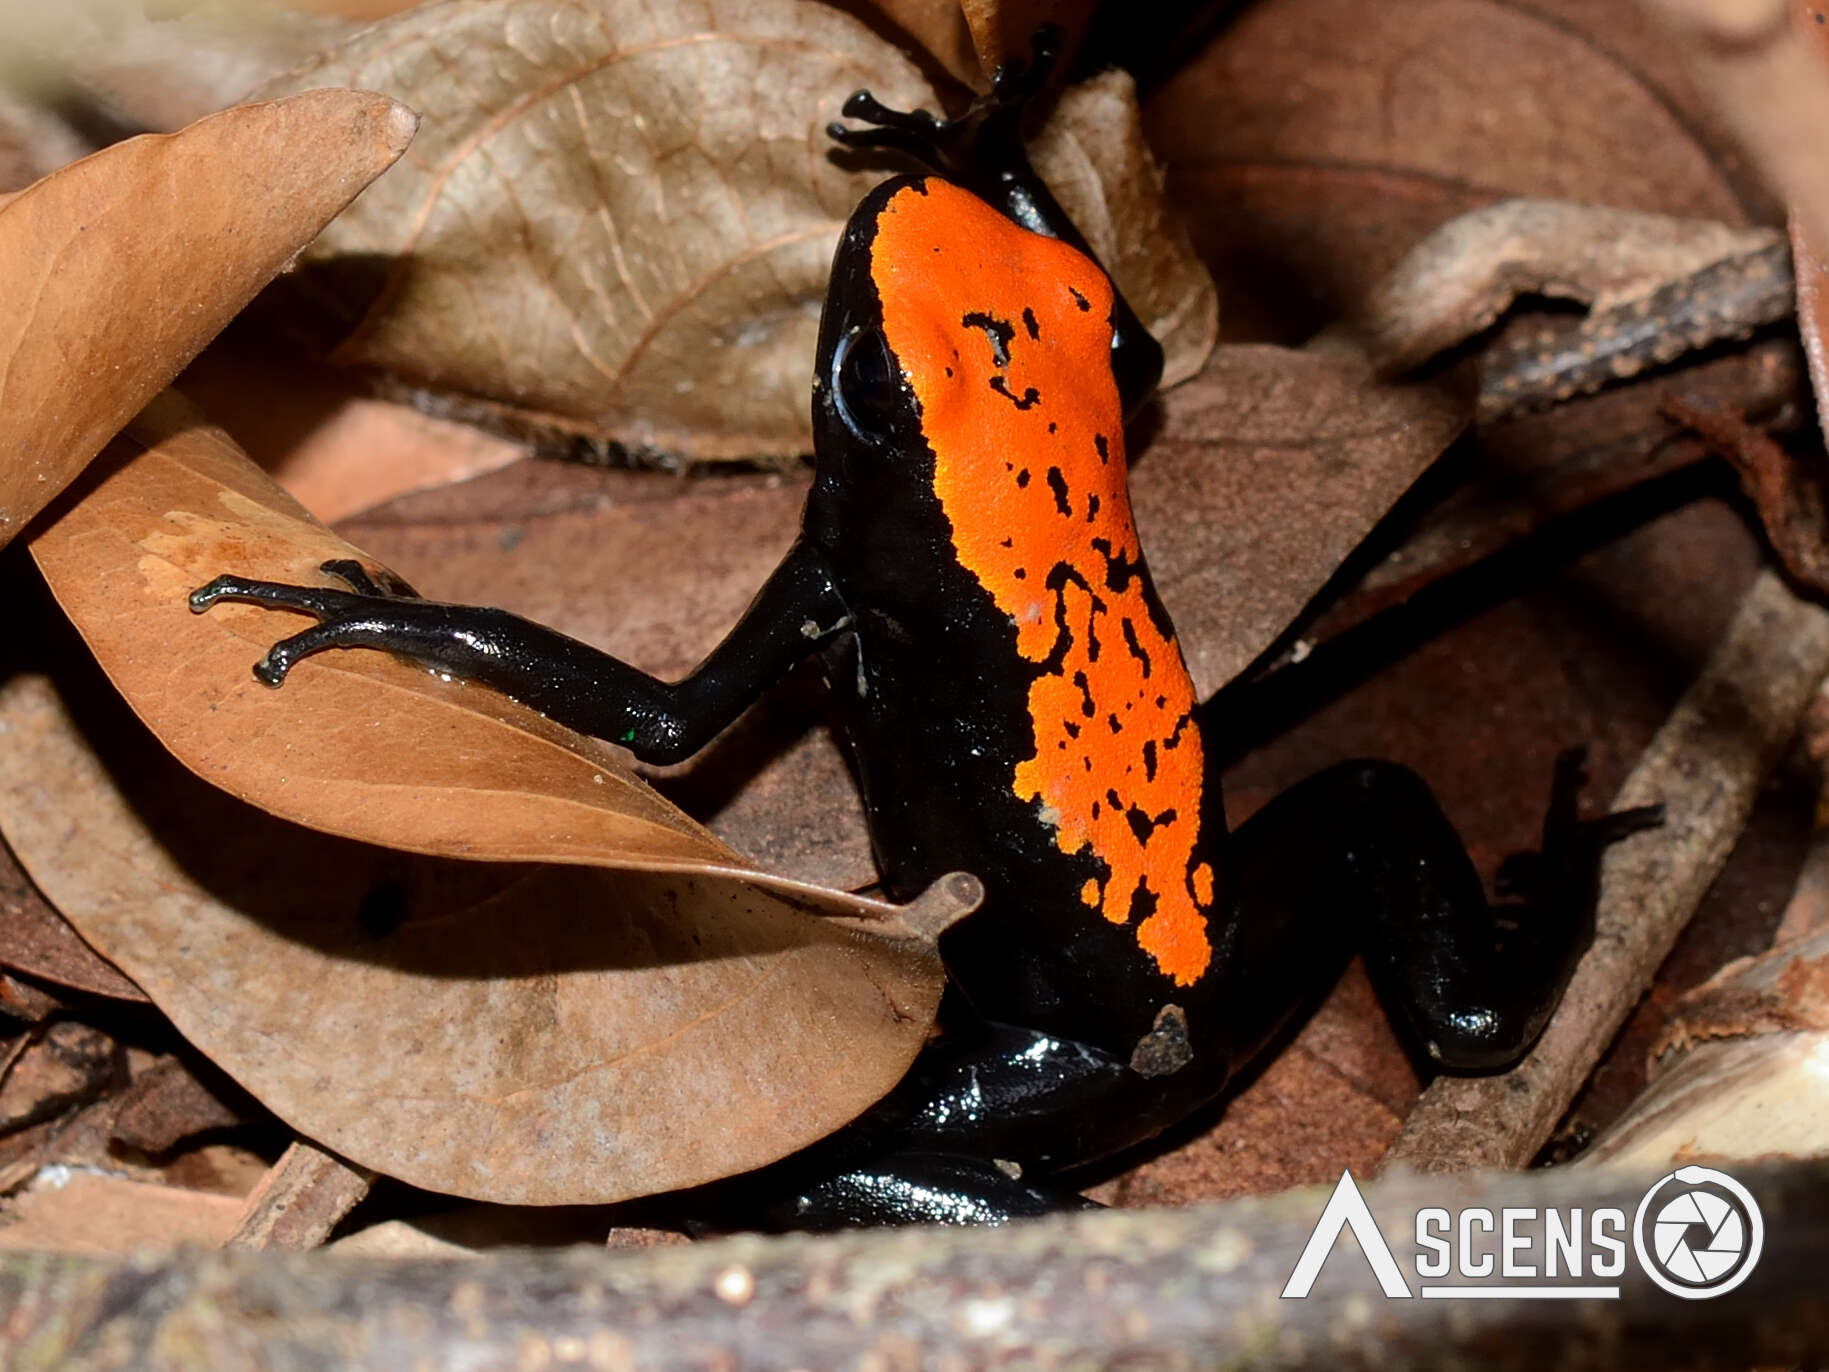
[869, 181, 1216, 986]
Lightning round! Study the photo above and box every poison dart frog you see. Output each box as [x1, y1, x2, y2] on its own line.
[191, 32, 1662, 1227]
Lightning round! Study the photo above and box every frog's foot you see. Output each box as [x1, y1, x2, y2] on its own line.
[190, 560, 424, 686]
[826, 24, 1062, 178]
[1499, 747, 1662, 907]
[759, 1151, 1098, 1231]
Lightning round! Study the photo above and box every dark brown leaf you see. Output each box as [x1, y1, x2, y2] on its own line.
[0, 844, 145, 1002]
[110, 1056, 252, 1157]
[0, 1023, 118, 1135]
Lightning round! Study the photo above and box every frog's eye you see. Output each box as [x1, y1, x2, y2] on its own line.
[831, 325, 901, 444]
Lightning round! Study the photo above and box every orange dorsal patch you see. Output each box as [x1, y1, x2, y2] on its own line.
[869, 180, 1213, 986]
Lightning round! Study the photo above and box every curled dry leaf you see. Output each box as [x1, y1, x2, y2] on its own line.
[1334, 199, 1782, 375]
[262, 0, 937, 461]
[7, 392, 976, 1201]
[1032, 69, 1217, 388]
[0, 89, 417, 550]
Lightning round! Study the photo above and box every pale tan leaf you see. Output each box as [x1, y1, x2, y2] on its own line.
[0, 90, 417, 548]
[262, 0, 937, 460]
[0, 662, 960, 1204]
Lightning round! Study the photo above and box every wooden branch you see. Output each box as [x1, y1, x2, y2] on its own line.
[224, 1139, 372, 1251]
[1384, 570, 1829, 1172]
[3, 1158, 1827, 1369]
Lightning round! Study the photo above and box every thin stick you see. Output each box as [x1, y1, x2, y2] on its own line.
[1382, 570, 1829, 1172]
[224, 1138, 373, 1251]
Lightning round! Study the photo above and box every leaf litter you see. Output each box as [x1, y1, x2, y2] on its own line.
[0, 0, 1819, 1252]
[4, 396, 973, 1203]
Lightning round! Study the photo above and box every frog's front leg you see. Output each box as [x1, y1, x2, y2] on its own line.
[1220, 750, 1662, 1071]
[191, 540, 852, 765]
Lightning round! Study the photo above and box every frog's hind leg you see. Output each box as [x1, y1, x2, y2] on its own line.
[1219, 751, 1660, 1074]
[719, 1021, 1169, 1229]
[754, 1151, 1098, 1230]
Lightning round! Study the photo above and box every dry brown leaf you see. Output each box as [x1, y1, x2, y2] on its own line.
[262, 0, 936, 461]
[1334, 200, 1782, 375]
[1032, 69, 1217, 388]
[110, 1056, 253, 1157]
[0, 664, 963, 1204]
[178, 341, 530, 522]
[1152, 0, 1767, 343]
[0, 90, 417, 549]
[1133, 344, 1475, 699]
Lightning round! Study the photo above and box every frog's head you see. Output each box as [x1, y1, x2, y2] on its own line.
[807, 174, 1121, 587]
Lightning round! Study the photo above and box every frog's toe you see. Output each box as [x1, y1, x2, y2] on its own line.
[191, 575, 346, 618]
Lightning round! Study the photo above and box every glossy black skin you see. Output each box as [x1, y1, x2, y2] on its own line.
[190, 39, 1662, 1228]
